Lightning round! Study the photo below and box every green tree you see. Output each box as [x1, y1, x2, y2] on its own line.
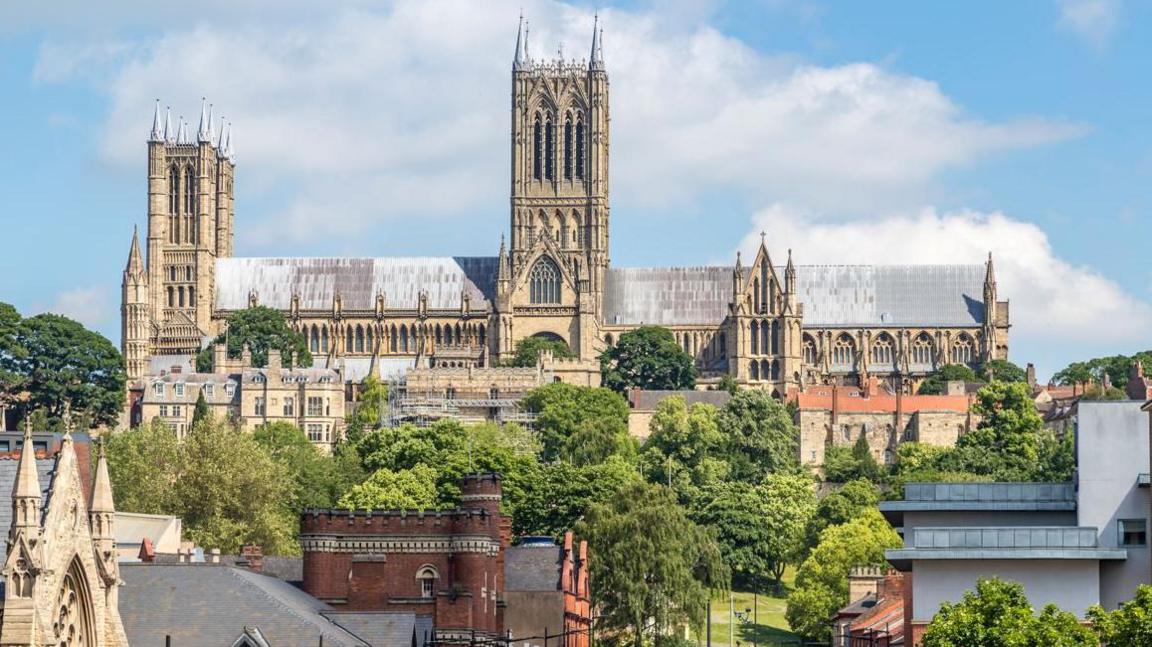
[1053, 352, 1152, 389]
[560, 417, 637, 466]
[577, 482, 728, 647]
[508, 335, 574, 367]
[977, 358, 1028, 383]
[195, 306, 311, 371]
[1081, 384, 1127, 400]
[715, 390, 799, 480]
[338, 464, 440, 510]
[639, 396, 730, 501]
[522, 382, 629, 462]
[2, 313, 125, 428]
[0, 302, 26, 414]
[801, 478, 880, 557]
[508, 455, 641, 537]
[253, 421, 364, 509]
[106, 417, 182, 514]
[956, 381, 1045, 480]
[786, 509, 902, 642]
[693, 473, 815, 591]
[191, 391, 211, 428]
[923, 578, 1096, 647]
[345, 375, 388, 444]
[823, 436, 883, 483]
[917, 363, 979, 395]
[1088, 584, 1152, 646]
[600, 326, 695, 392]
[715, 374, 739, 395]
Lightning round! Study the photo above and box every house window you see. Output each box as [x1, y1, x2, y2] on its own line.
[154, 383, 165, 397]
[159, 405, 169, 417]
[254, 397, 266, 416]
[1120, 519, 1147, 546]
[172, 405, 182, 418]
[306, 423, 325, 443]
[174, 383, 185, 397]
[203, 383, 214, 398]
[225, 383, 236, 396]
[307, 397, 323, 416]
[417, 566, 438, 599]
[283, 397, 295, 417]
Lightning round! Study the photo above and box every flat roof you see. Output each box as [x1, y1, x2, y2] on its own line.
[885, 525, 1127, 569]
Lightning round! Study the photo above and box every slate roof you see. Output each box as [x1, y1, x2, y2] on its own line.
[504, 545, 561, 592]
[0, 457, 58, 564]
[119, 564, 370, 646]
[324, 612, 432, 647]
[602, 264, 986, 327]
[215, 257, 499, 311]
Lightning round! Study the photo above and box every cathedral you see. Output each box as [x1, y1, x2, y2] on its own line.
[120, 17, 1010, 395]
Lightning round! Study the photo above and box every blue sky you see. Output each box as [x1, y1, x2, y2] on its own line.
[0, 0, 1148, 379]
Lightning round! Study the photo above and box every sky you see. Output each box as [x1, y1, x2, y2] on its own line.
[0, 0, 1149, 380]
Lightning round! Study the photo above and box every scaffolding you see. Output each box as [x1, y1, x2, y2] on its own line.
[385, 378, 537, 428]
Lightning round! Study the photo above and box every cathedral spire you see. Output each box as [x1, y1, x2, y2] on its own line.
[177, 117, 190, 145]
[149, 99, 164, 142]
[984, 251, 996, 287]
[90, 440, 115, 515]
[163, 106, 174, 142]
[125, 226, 143, 275]
[206, 104, 216, 144]
[513, 13, 527, 71]
[589, 14, 604, 71]
[785, 248, 796, 293]
[218, 121, 231, 159]
[10, 418, 42, 538]
[197, 97, 211, 142]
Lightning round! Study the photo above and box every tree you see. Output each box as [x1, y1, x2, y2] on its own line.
[577, 482, 727, 647]
[560, 417, 637, 466]
[195, 306, 311, 371]
[715, 390, 799, 480]
[2, 313, 125, 428]
[786, 509, 902, 642]
[1088, 584, 1152, 646]
[823, 436, 883, 483]
[522, 382, 629, 462]
[106, 417, 182, 514]
[253, 421, 364, 509]
[338, 464, 440, 510]
[917, 363, 979, 395]
[639, 397, 729, 502]
[923, 578, 1096, 647]
[508, 456, 641, 537]
[1054, 352, 1152, 389]
[191, 391, 211, 428]
[977, 359, 1027, 384]
[715, 374, 738, 395]
[956, 381, 1045, 480]
[801, 478, 879, 558]
[0, 302, 25, 414]
[693, 473, 815, 591]
[600, 326, 695, 392]
[345, 375, 387, 444]
[508, 335, 574, 367]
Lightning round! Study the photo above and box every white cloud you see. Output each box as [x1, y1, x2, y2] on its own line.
[35, 0, 1083, 246]
[1058, 0, 1121, 48]
[40, 287, 112, 329]
[739, 204, 1152, 377]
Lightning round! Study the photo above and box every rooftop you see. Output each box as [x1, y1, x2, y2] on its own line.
[886, 526, 1127, 569]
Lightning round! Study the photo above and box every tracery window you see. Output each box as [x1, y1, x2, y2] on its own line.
[529, 257, 561, 304]
[544, 115, 555, 180]
[564, 115, 573, 179]
[575, 118, 585, 178]
[53, 562, 95, 647]
[911, 333, 934, 368]
[532, 113, 543, 180]
[951, 334, 975, 365]
[802, 335, 817, 365]
[832, 334, 856, 371]
[355, 325, 365, 353]
[871, 334, 895, 367]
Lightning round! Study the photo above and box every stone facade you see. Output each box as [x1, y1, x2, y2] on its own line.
[120, 18, 1010, 394]
[135, 346, 345, 447]
[299, 474, 507, 645]
[794, 382, 973, 469]
[0, 425, 128, 647]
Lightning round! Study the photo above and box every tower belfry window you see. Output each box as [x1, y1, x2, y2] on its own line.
[529, 257, 561, 304]
[544, 115, 555, 180]
[563, 116, 573, 180]
[532, 114, 543, 181]
[575, 118, 585, 179]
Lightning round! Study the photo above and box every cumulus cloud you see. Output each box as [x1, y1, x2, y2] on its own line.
[1058, 0, 1121, 48]
[34, 0, 1082, 246]
[738, 204, 1152, 377]
[39, 286, 112, 329]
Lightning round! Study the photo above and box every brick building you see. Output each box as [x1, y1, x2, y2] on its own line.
[300, 473, 508, 645]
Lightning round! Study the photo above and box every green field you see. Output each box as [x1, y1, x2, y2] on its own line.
[689, 570, 801, 647]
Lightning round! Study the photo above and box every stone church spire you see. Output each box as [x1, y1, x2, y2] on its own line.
[149, 100, 164, 142]
[125, 226, 144, 275]
[198, 98, 212, 143]
[785, 248, 796, 293]
[513, 14, 527, 71]
[590, 14, 604, 70]
[10, 420, 42, 542]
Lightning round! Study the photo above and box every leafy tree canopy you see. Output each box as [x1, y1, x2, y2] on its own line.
[0, 310, 125, 428]
[577, 482, 727, 647]
[923, 578, 1096, 647]
[522, 382, 629, 462]
[976, 358, 1028, 384]
[639, 396, 729, 502]
[253, 421, 365, 510]
[957, 381, 1045, 480]
[1088, 584, 1152, 646]
[822, 435, 883, 483]
[507, 455, 642, 538]
[338, 464, 440, 510]
[600, 326, 695, 392]
[345, 375, 388, 444]
[801, 478, 881, 558]
[1054, 351, 1152, 389]
[786, 509, 902, 642]
[715, 390, 799, 481]
[508, 335, 574, 367]
[917, 363, 979, 395]
[195, 306, 311, 372]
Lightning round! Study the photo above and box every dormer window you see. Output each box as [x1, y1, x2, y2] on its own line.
[174, 383, 185, 397]
[153, 383, 165, 397]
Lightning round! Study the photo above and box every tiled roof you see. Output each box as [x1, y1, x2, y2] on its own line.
[119, 564, 368, 646]
[602, 264, 986, 327]
[215, 257, 498, 311]
[0, 458, 56, 563]
[504, 544, 560, 592]
[323, 612, 431, 647]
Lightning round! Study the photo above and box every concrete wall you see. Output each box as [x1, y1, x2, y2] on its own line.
[1076, 401, 1151, 609]
[911, 559, 1101, 621]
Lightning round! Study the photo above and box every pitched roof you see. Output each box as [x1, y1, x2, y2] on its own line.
[323, 612, 431, 647]
[504, 544, 561, 592]
[215, 257, 498, 311]
[118, 564, 369, 647]
[0, 457, 56, 563]
[602, 264, 986, 327]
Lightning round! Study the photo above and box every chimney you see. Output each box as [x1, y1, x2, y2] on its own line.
[240, 544, 264, 573]
[213, 343, 228, 373]
[847, 566, 884, 604]
[1026, 363, 1037, 390]
[266, 349, 283, 385]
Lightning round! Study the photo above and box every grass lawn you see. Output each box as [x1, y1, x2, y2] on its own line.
[688, 568, 801, 647]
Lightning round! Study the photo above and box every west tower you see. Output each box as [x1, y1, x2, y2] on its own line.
[508, 16, 610, 293]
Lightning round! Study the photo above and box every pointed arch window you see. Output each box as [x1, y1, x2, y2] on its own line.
[532, 113, 543, 180]
[911, 333, 934, 369]
[832, 334, 856, 372]
[750, 360, 760, 380]
[529, 257, 561, 304]
[544, 114, 555, 180]
[802, 335, 817, 365]
[761, 320, 770, 355]
[750, 321, 759, 355]
[871, 333, 895, 368]
[760, 262, 770, 314]
[310, 325, 319, 353]
[563, 115, 573, 179]
[355, 325, 365, 353]
[771, 320, 780, 355]
[951, 334, 975, 365]
[575, 116, 585, 179]
[320, 327, 329, 353]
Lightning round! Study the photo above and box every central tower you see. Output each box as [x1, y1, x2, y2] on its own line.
[508, 16, 610, 294]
